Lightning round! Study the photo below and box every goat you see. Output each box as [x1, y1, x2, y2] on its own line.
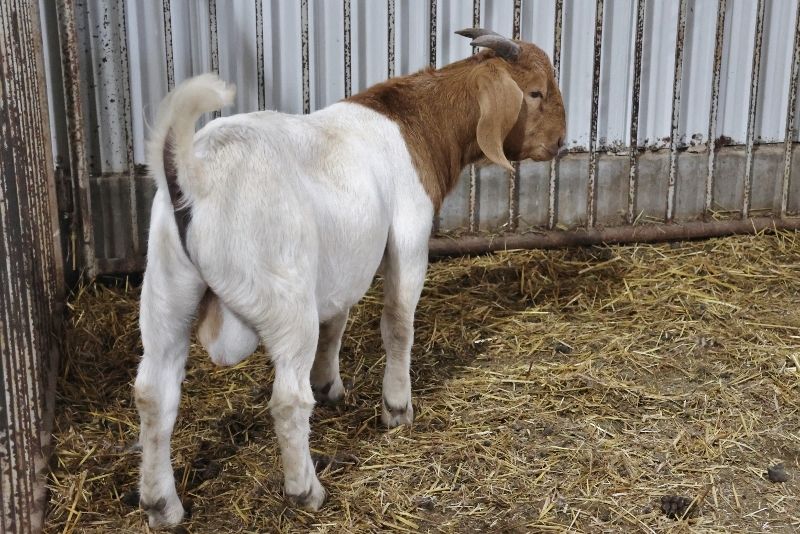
[135, 29, 566, 528]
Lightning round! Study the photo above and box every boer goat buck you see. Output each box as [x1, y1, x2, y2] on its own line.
[135, 29, 565, 527]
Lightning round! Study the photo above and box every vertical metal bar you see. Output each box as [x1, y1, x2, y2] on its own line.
[162, 0, 175, 91]
[626, 0, 645, 225]
[209, 0, 220, 118]
[255, 0, 265, 110]
[344, 0, 352, 98]
[665, 0, 687, 223]
[118, 2, 139, 256]
[428, 0, 437, 68]
[508, 0, 521, 232]
[742, 0, 765, 219]
[387, 0, 395, 78]
[430, 0, 439, 233]
[301, 0, 310, 114]
[300, 0, 311, 114]
[782, 0, 800, 218]
[548, 0, 563, 230]
[468, 0, 481, 233]
[55, 0, 96, 277]
[705, 0, 727, 218]
[586, 0, 604, 228]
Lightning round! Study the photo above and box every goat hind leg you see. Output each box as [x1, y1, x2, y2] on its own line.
[135, 256, 205, 528]
[310, 310, 349, 405]
[260, 303, 326, 510]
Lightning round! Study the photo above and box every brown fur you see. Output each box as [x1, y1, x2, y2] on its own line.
[347, 42, 566, 210]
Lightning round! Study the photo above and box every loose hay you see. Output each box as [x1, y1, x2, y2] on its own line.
[45, 232, 800, 533]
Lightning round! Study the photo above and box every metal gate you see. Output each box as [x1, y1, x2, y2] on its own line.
[40, 0, 800, 276]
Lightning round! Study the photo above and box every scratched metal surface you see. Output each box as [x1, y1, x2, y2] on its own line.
[1, 1, 63, 532]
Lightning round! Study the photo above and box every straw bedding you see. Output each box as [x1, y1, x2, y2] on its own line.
[45, 231, 800, 533]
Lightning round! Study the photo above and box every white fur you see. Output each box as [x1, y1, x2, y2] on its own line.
[135, 74, 432, 528]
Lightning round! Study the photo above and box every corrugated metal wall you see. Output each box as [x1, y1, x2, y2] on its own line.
[41, 0, 800, 275]
[1, 1, 64, 532]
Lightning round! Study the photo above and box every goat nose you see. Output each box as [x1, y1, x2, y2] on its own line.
[557, 136, 564, 148]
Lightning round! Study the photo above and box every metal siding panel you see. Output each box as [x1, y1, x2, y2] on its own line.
[756, 0, 797, 142]
[126, 0, 168, 163]
[312, 0, 345, 109]
[396, 0, 429, 76]
[218, 1, 259, 114]
[597, 0, 635, 150]
[679, 0, 717, 147]
[560, 2, 596, 149]
[439, 0, 473, 66]
[717, 0, 757, 143]
[439, 168, 470, 230]
[518, 160, 551, 228]
[520, 0, 555, 52]
[639, 0, 679, 148]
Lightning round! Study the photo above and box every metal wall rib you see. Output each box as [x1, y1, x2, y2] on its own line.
[468, 0, 481, 234]
[742, 0, 766, 219]
[547, 0, 563, 230]
[626, 0, 645, 225]
[586, 0, 604, 228]
[665, 0, 687, 223]
[782, 0, 800, 217]
[705, 0, 727, 218]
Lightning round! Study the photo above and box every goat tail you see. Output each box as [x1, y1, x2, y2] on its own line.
[147, 73, 235, 200]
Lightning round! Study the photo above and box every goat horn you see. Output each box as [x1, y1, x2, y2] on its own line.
[455, 28, 502, 39]
[470, 34, 521, 61]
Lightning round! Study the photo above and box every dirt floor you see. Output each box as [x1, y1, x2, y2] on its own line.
[45, 232, 800, 533]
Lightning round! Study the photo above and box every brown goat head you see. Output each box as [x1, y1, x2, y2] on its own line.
[458, 28, 566, 171]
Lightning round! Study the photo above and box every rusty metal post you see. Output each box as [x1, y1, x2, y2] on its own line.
[666, 0, 687, 223]
[468, 0, 481, 233]
[586, 0, 604, 228]
[742, 0, 765, 219]
[344, 0, 352, 98]
[301, 0, 310, 114]
[429, 0, 439, 233]
[705, 0, 727, 218]
[626, 0, 645, 224]
[209, 0, 220, 118]
[255, 0, 265, 110]
[55, 0, 96, 278]
[548, 0, 563, 230]
[508, 0, 522, 232]
[1, 1, 64, 532]
[387, 0, 395, 78]
[162, 0, 175, 91]
[781, 0, 800, 218]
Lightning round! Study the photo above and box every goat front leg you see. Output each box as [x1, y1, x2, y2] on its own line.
[380, 233, 428, 428]
[311, 310, 349, 405]
[134, 245, 205, 528]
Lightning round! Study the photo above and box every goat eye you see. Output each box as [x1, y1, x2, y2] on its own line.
[529, 91, 543, 99]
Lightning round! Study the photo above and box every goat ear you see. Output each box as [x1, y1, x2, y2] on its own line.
[475, 66, 523, 172]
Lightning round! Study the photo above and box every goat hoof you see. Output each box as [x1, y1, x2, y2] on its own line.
[141, 494, 184, 529]
[382, 397, 414, 428]
[312, 379, 345, 406]
[286, 479, 327, 511]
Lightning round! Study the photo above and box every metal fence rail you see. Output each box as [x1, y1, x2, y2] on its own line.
[41, 0, 800, 276]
